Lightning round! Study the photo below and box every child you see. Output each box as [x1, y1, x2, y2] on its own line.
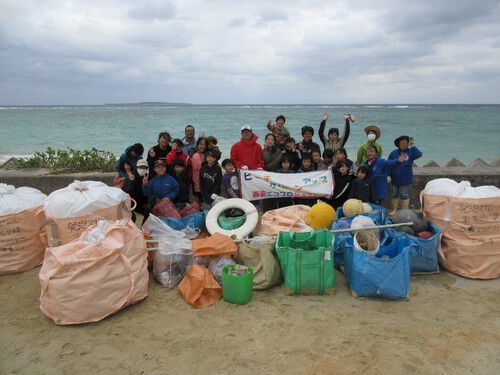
[333, 147, 356, 176]
[298, 126, 321, 157]
[221, 158, 241, 198]
[266, 115, 290, 150]
[322, 149, 334, 169]
[297, 154, 314, 173]
[114, 161, 132, 188]
[296, 154, 315, 206]
[122, 159, 150, 222]
[282, 137, 302, 171]
[312, 150, 326, 170]
[331, 160, 354, 209]
[363, 145, 406, 205]
[276, 155, 295, 174]
[348, 165, 377, 204]
[190, 137, 207, 202]
[166, 139, 192, 173]
[206, 135, 222, 161]
[276, 155, 295, 208]
[388, 135, 423, 216]
[169, 158, 191, 206]
[200, 150, 223, 210]
[142, 160, 180, 210]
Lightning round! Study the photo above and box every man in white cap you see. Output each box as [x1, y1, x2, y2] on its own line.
[230, 125, 264, 171]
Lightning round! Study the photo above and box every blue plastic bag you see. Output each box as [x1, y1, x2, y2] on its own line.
[343, 236, 413, 300]
[160, 211, 206, 231]
[331, 211, 385, 271]
[382, 223, 440, 274]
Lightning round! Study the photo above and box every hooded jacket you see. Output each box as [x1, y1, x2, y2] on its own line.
[230, 133, 265, 170]
[115, 146, 143, 177]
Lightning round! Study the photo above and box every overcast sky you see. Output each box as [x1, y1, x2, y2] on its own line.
[1, 0, 499, 105]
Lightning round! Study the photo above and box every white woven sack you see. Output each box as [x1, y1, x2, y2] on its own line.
[45, 180, 129, 218]
[0, 184, 46, 215]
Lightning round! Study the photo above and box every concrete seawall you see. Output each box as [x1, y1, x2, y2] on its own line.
[1, 166, 499, 210]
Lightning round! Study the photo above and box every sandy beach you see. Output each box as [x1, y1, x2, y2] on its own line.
[1, 263, 499, 375]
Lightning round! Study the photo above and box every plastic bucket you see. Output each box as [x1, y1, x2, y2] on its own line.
[222, 265, 254, 304]
[354, 231, 380, 255]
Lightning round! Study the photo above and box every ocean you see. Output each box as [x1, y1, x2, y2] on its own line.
[0, 104, 499, 166]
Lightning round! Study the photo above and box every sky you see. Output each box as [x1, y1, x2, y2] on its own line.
[1, 0, 500, 105]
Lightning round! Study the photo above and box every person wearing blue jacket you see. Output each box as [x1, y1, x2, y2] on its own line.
[388, 136, 423, 216]
[363, 145, 406, 205]
[142, 159, 180, 210]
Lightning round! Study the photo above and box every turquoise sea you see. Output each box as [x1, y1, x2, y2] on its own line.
[0, 104, 498, 166]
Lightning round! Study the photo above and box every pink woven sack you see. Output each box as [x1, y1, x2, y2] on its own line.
[422, 193, 500, 279]
[257, 205, 312, 237]
[39, 219, 149, 325]
[45, 197, 134, 247]
[0, 205, 47, 274]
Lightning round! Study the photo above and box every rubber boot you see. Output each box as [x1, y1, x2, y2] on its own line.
[389, 198, 399, 217]
[400, 199, 410, 210]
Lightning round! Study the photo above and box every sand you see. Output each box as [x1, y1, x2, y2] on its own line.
[1, 264, 499, 375]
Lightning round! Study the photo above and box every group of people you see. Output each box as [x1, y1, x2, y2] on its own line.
[114, 114, 423, 220]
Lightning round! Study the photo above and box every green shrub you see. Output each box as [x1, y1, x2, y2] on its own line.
[17, 147, 117, 173]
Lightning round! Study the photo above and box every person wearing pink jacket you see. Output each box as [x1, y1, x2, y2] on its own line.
[190, 137, 207, 201]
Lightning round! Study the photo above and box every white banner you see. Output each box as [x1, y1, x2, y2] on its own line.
[240, 169, 334, 201]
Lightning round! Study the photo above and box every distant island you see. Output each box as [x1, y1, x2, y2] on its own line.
[104, 102, 192, 107]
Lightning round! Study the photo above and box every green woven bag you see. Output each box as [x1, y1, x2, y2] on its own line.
[276, 230, 335, 295]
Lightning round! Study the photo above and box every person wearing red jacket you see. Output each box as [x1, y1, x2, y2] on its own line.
[230, 125, 265, 171]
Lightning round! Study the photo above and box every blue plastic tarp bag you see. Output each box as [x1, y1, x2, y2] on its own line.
[159, 212, 205, 231]
[330, 219, 352, 271]
[382, 223, 440, 274]
[336, 203, 388, 225]
[343, 236, 413, 300]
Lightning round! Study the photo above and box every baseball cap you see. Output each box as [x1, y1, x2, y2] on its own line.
[241, 125, 252, 132]
[136, 159, 149, 168]
[154, 160, 166, 167]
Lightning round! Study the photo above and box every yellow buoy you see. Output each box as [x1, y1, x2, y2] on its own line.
[362, 203, 373, 213]
[304, 201, 337, 230]
[342, 199, 364, 217]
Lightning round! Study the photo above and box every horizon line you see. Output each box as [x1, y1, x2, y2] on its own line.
[1, 102, 500, 107]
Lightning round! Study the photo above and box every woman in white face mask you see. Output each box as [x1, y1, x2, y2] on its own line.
[356, 125, 383, 166]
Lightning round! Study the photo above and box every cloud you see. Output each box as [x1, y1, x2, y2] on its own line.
[0, 0, 499, 104]
[127, 0, 176, 21]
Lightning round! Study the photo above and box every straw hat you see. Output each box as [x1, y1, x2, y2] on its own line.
[364, 125, 381, 140]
